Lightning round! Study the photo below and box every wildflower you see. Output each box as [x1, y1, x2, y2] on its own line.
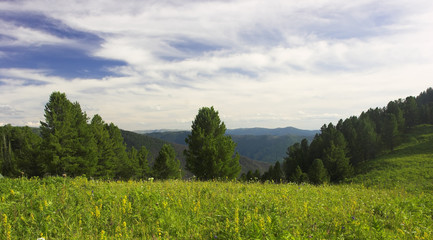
[100, 230, 106, 240]
[351, 216, 355, 220]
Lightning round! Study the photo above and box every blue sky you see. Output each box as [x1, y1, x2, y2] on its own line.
[1, 0, 433, 131]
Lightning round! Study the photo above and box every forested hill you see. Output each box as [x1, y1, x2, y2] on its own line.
[145, 127, 317, 163]
[350, 124, 433, 192]
[261, 87, 433, 184]
[120, 130, 272, 176]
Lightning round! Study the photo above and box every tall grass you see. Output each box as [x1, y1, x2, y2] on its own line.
[1, 177, 432, 239]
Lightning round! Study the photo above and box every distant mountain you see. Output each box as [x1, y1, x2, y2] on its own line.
[145, 131, 189, 145]
[227, 127, 319, 136]
[143, 126, 318, 163]
[120, 130, 271, 177]
[134, 129, 184, 134]
[231, 134, 310, 163]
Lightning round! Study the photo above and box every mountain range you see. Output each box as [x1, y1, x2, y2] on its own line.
[120, 130, 273, 177]
[137, 126, 318, 163]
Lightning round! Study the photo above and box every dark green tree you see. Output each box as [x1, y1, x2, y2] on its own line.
[106, 123, 130, 179]
[272, 161, 283, 183]
[403, 96, 419, 128]
[290, 165, 309, 183]
[382, 113, 399, 151]
[137, 146, 151, 179]
[127, 146, 140, 178]
[245, 170, 254, 181]
[320, 123, 353, 182]
[386, 101, 405, 132]
[308, 159, 328, 184]
[184, 106, 240, 180]
[0, 125, 16, 177]
[356, 115, 378, 162]
[91, 114, 116, 178]
[40, 92, 97, 176]
[261, 165, 273, 182]
[153, 144, 181, 179]
[253, 169, 261, 180]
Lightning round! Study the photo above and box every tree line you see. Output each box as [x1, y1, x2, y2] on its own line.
[0, 92, 181, 180]
[1, 92, 241, 180]
[257, 87, 433, 184]
[1, 88, 432, 182]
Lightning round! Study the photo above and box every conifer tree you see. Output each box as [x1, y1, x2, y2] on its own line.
[308, 159, 328, 184]
[153, 144, 181, 179]
[40, 92, 97, 176]
[91, 114, 116, 178]
[137, 146, 151, 179]
[184, 106, 240, 180]
[106, 123, 130, 179]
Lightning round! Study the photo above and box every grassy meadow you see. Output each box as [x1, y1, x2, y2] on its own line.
[1, 177, 432, 239]
[1, 125, 433, 239]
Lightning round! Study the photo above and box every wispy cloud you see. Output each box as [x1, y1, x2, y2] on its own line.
[1, 0, 432, 130]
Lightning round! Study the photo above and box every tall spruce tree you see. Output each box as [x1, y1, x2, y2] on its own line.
[40, 92, 97, 176]
[184, 106, 241, 180]
[106, 123, 130, 179]
[91, 114, 116, 178]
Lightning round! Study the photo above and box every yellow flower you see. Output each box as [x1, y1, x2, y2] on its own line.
[95, 205, 101, 219]
[100, 230, 106, 240]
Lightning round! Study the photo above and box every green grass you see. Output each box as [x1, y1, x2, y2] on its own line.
[351, 124, 433, 193]
[1, 125, 432, 239]
[1, 177, 432, 239]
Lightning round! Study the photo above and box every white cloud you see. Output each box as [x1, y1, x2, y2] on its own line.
[1, 0, 433, 130]
[0, 20, 72, 47]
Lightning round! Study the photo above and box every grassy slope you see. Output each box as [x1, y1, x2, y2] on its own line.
[350, 124, 433, 193]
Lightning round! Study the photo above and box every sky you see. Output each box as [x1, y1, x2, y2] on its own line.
[1, 0, 433, 131]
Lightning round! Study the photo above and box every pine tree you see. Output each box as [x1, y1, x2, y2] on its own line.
[91, 114, 116, 178]
[137, 146, 150, 179]
[272, 161, 283, 183]
[40, 92, 97, 177]
[106, 123, 130, 179]
[308, 159, 328, 185]
[153, 144, 181, 179]
[184, 107, 240, 180]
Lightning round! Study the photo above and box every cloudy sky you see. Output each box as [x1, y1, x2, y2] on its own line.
[1, 0, 432, 131]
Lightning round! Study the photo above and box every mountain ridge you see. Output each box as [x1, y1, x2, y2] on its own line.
[143, 126, 318, 163]
[135, 126, 319, 136]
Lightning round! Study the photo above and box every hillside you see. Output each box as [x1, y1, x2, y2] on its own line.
[145, 127, 317, 163]
[350, 124, 433, 192]
[121, 130, 271, 177]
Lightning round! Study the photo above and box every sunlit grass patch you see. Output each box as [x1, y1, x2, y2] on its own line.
[1, 177, 432, 239]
